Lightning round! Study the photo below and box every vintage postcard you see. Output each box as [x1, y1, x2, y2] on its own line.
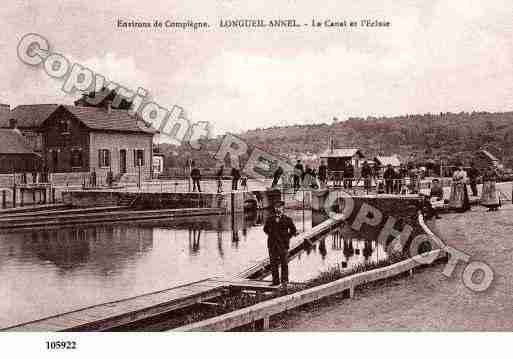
[1, 0, 512, 356]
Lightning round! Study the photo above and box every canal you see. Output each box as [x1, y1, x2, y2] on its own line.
[0, 209, 388, 328]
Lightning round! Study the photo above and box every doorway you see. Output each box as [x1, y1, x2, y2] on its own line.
[119, 149, 127, 174]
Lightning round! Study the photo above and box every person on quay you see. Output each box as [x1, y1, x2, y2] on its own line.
[383, 164, 396, 194]
[428, 178, 444, 219]
[216, 164, 224, 193]
[318, 160, 328, 188]
[361, 161, 372, 192]
[449, 166, 470, 212]
[344, 162, 354, 189]
[240, 175, 248, 191]
[90, 168, 97, 188]
[293, 160, 304, 191]
[231, 166, 241, 191]
[399, 164, 409, 194]
[271, 166, 284, 188]
[429, 178, 444, 201]
[480, 166, 501, 211]
[302, 165, 318, 189]
[393, 167, 403, 194]
[468, 163, 480, 197]
[190, 163, 202, 192]
[263, 200, 298, 287]
[372, 162, 381, 182]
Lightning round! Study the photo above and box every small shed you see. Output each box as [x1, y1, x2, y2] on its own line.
[319, 148, 365, 172]
[0, 129, 42, 173]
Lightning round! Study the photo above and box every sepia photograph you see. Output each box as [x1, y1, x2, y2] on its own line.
[1, 0, 512, 356]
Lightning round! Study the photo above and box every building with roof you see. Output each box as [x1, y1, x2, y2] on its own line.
[0, 129, 42, 173]
[0, 104, 60, 153]
[474, 149, 502, 170]
[39, 105, 156, 179]
[319, 148, 365, 172]
[374, 155, 402, 169]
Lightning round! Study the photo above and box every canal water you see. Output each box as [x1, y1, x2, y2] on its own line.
[0, 209, 388, 328]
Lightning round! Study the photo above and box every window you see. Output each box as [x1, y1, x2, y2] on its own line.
[133, 149, 145, 167]
[60, 119, 71, 134]
[98, 149, 110, 168]
[71, 148, 83, 168]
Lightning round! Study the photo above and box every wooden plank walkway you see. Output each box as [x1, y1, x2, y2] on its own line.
[1, 277, 281, 332]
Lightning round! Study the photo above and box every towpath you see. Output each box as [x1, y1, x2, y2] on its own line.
[272, 203, 513, 330]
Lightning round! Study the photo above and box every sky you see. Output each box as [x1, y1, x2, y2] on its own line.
[1, 0, 513, 135]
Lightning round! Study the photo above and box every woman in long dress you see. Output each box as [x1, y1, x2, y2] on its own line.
[481, 167, 501, 211]
[449, 167, 471, 212]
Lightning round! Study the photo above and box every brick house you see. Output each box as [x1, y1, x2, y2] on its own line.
[40, 105, 156, 180]
[0, 128, 42, 173]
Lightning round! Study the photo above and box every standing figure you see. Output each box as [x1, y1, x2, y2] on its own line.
[293, 160, 304, 191]
[372, 162, 381, 181]
[361, 161, 372, 191]
[449, 166, 470, 212]
[399, 165, 409, 194]
[90, 168, 97, 187]
[271, 166, 284, 188]
[318, 160, 327, 188]
[216, 165, 224, 193]
[231, 166, 241, 191]
[240, 175, 248, 191]
[468, 163, 480, 197]
[190, 164, 202, 192]
[344, 162, 354, 189]
[383, 164, 396, 194]
[428, 178, 444, 219]
[429, 178, 444, 201]
[480, 167, 501, 211]
[263, 201, 297, 287]
[408, 167, 420, 194]
[302, 166, 316, 188]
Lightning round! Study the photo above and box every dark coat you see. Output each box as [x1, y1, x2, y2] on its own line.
[191, 168, 201, 179]
[383, 167, 396, 180]
[216, 166, 224, 178]
[468, 167, 480, 180]
[318, 164, 327, 180]
[231, 167, 241, 180]
[263, 214, 297, 253]
[273, 166, 284, 179]
[361, 164, 371, 178]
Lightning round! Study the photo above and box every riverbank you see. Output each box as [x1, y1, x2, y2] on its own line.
[271, 203, 513, 330]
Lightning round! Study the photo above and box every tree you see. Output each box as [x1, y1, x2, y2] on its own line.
[74, 87, 133, 110]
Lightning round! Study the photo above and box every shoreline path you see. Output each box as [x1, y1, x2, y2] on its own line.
[271, 203, 513, 331]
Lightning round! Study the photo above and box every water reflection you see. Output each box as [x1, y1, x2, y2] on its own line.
[17, 226, 154, 275]
[0, 208, 389, 328]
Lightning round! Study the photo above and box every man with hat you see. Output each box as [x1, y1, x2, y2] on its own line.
[263, 200, 297, 287]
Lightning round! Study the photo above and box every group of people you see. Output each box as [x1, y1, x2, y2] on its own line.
[447, 164, 502, 212]
[190, 163, 248, 193]
[214, 165, 247, 193]
[272, 160, 322, 191]
[271, 159, 425, 195]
